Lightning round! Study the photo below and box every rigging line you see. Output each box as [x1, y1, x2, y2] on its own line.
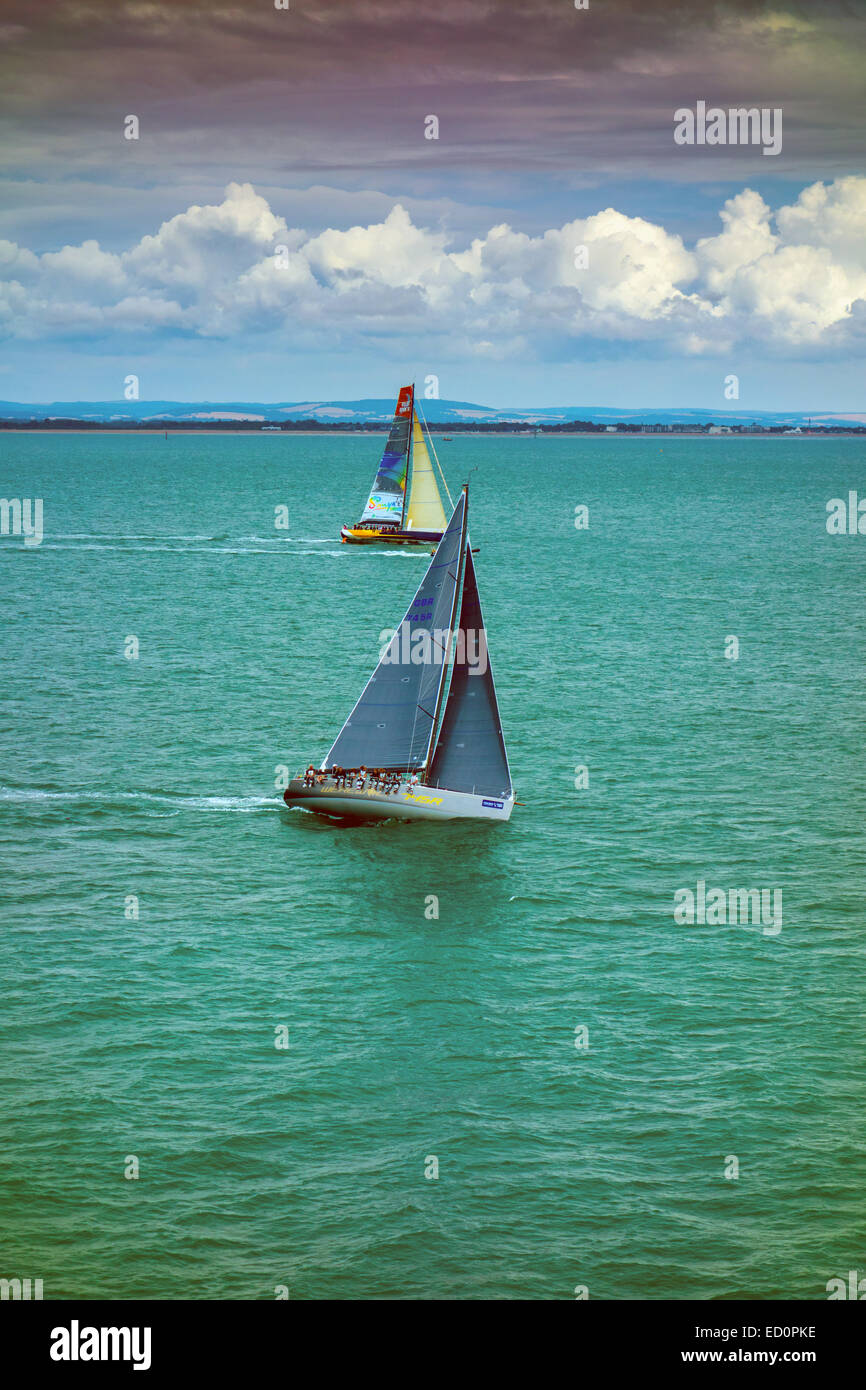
[404, 651, 439, 778]
[404, 677, 422, 779]
[424, 497, 469, 772]
[402, 560, 430, 780]
[403, 493, 465, 779]
[415, 398, 454, 507]
[400, 383, 414, 532]
[405, 511, 461, 783]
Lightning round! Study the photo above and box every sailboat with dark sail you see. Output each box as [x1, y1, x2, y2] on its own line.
[285, 487, 514, 822]
[340, 384, 452, 545]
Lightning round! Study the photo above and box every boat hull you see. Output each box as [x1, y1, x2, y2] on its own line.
[340, 525, 443, 546]
[283, 778, 513, 823]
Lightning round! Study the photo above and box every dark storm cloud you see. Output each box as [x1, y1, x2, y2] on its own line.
[1, 0, 864, 183]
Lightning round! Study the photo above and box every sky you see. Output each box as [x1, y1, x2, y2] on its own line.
[0, 0, 865, 409]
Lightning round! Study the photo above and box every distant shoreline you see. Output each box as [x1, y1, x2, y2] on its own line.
[1, 427, 863, 438]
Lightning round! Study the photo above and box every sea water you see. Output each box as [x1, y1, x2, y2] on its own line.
[1, 431, 864, 1299]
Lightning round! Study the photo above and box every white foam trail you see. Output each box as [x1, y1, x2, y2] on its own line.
[44, 534, 330, 545]
[29, 544, 297, 555]
[0, 787, 282, 812]
[4, 535, 425, 559]
[47, 534, 218, 541]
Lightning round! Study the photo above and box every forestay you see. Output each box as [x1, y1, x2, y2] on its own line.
[323, 491, 467, 770]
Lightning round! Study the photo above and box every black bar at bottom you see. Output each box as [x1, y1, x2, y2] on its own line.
[2, 1299, 861, 1377]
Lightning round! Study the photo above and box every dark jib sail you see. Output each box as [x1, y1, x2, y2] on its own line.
[323, 491, 468, 771]
[428, 550, 512, 798]
[358, 385, 413, 526]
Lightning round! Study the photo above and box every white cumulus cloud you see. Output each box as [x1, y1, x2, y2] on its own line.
[1, 177, 865, 359]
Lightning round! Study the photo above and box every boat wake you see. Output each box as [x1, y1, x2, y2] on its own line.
[11, 542, 351, 557]
[0, 786, 281, 814]
[2, 533, 426, 559]
[38, 533, 219, 542]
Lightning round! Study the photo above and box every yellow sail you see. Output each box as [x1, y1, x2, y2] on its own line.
[405, 412, 448, 532]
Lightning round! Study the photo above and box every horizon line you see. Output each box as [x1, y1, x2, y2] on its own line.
[0, 397, 861, 415]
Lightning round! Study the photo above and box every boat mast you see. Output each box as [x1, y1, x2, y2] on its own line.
[400, 383, 414, 531]
[421, 483, 469, 771]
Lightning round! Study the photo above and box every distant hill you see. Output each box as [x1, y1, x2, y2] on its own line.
[0, 397, 863, 428]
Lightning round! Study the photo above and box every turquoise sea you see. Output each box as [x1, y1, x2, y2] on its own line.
[1, 431, 864, 1300]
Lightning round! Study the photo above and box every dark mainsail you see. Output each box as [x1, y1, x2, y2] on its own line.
[323, 491, 467, 771]
[428, 550, 512, 798]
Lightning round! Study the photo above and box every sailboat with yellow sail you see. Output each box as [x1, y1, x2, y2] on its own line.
[340, 384, 452, 545]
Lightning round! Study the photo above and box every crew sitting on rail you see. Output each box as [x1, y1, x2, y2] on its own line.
[305, 765, 409, 793]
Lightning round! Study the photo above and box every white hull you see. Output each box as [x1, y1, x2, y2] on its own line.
[283, 778, 513, 823]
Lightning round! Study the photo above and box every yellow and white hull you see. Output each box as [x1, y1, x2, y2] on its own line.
[340, 524, 440, 546]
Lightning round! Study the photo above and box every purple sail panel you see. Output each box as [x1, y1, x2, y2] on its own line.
[358, 385, 413, 525]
